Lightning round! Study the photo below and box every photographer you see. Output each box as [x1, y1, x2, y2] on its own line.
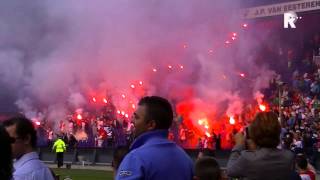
[226, 112, 295, 180]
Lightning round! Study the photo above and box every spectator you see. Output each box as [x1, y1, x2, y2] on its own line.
[197, 138, 204, 152]
[67, 132, 78, 149]
[47, 127, 54, 147]
[3, 117, 54, 180]
[0, 125, 13, 180]
[296, 154, 316, 180]
[116, 96, 194, 180]
[283, 132, 294, 150]
[226, 112, 295, 179]
[293, 131, 304, 154]
[112, 146, 129, 178]
[194, 157, 221, 180]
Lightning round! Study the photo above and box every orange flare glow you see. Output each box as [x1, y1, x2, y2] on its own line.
[77, 114, 82, 120]
[259, 104, 266, 111]
[229, 116, 235, 125]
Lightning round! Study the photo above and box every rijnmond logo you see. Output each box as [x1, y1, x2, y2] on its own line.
[284, 11, 301, 28]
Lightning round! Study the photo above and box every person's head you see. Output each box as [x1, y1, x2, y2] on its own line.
[0, 125, 13, 180]
[133, 96, 173, 138]
[112, 146, 129, 177]
[283, 133, 294, 150]
[194, 157, 221, 180]
[3, 116, 37, 158]
[249, 112, 281, 148]
[296, 154, 308, 171]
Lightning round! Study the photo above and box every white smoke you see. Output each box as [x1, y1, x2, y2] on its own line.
[225, 92, 244, 117]
[68, 92, 86, 109]
[254, 91, 265, 105]
[0, 0, 275, 125]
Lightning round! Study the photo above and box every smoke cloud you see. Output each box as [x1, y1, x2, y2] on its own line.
[0, 0, 275, 126]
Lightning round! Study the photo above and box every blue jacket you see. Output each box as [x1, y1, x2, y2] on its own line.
[116, 130, 194, 180]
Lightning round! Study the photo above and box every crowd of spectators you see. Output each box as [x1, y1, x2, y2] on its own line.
[266, 32, 320, 169]
[34, 106, 132, 150]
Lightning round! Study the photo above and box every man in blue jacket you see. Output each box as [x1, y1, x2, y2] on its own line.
[116, 96, 194, 180]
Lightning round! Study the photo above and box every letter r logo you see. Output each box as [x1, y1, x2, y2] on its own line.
[284, 11, 298, 28]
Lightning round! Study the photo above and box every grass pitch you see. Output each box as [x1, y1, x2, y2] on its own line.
[53, 168, 113, 180]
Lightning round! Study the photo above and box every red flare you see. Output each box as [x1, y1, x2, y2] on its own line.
[77, 114, 82, 120]
[229, 116, 235, 125]
[259, 104, 266, 112]
[205, 132, 211, 137]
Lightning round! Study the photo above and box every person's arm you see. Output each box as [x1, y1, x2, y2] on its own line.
[226, 144, 248, 177]
[115, 152, 144, 180]
[226, 133, 248, 178]
[32, 167, 55, 180]
[14, 167, 55, 180]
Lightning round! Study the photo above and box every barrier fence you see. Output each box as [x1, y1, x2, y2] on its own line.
[38, 147, 320, 170]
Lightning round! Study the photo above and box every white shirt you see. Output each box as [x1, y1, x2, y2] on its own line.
[13, 152, 54, 180]
[68, 122, 74, 133]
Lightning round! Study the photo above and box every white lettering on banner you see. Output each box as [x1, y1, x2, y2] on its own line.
[242, 0, 320, 19]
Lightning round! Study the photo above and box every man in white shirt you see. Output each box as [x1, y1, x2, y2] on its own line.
[3, 117, 54, 180]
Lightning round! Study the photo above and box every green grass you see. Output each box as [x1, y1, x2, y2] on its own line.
[53, 168, 114, 180]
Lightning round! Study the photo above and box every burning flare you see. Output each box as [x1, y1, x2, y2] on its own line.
[77, 114, 82, 120]
[259, 104, 266, 112]
[229, 116, 235, 125]
[103, 98, 108, 104]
